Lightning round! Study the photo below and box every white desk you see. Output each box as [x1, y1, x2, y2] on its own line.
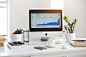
[0, 42, 86, 57]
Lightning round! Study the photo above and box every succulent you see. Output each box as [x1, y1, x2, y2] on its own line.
[63, 16, 78, 33]
[13, 28, 23, 34]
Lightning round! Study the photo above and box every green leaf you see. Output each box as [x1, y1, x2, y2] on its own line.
[63, 16, 67, 20]
[73, 26, 75, 29]
[68, 23, 70, 26]
[13, 28, 23, 34]
[64, 25, 67, 30]
[63, 16, 78, 33]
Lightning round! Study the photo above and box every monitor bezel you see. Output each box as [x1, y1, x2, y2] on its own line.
[29, 10, 62, 32]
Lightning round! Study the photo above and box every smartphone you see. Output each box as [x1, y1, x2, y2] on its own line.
[34, 47, 47, 50]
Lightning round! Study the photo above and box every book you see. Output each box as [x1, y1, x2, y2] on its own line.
[0, 41, 5, 43]
[0, 38, 6, 41]
[0, 43, 4, 46]
[72, 38, 86, 41]
[0, 38, 6, 46]
[0, 41, 4, 46]
[71, 38, 86, 47]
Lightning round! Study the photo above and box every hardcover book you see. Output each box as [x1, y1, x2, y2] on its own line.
[71, 38, 86, 47]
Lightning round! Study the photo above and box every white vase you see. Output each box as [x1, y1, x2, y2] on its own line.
[65, 33, 75, 43]
[12, 34, 23, 42]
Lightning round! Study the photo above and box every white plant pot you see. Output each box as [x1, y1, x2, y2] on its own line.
[12, 34, 23, 42]
[65, 33, 75, 43]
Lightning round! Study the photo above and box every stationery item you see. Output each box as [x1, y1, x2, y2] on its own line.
[34, 46, 47, 50]
[7, 41, 24, 49]
[7, 44, 24, 49]
[23, 30, 29, 42]
[8, 41, 24, 46]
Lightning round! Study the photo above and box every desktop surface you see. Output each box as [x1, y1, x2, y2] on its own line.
[1, 40, 86, 57]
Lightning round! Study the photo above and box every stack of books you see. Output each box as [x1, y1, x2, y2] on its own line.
[71, 38, 86, 47]
[0, 38, 6, 46]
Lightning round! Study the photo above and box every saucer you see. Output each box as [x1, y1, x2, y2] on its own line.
[46, 46, 55, 48]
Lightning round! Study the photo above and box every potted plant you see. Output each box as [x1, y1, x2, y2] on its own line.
[12, 28, 23, 42]
[63, 16, 78, 43]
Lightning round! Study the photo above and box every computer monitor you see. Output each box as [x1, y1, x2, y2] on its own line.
[29, 9, 63, 41]
[29, 10, 62, 32]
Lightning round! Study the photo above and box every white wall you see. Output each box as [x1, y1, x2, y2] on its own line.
[64, 0, 86, 57]
[0, 8, 7, 35]
[8, 0, 51, 41]
[51, 0, 64, 9]
[51, 0, 64, 31]
[64, 0, 86, 38]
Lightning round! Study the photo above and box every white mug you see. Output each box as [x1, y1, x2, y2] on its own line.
[48, 39, 56, 48]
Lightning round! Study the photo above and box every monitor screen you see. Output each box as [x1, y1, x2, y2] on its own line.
[29, 10, 62, 32]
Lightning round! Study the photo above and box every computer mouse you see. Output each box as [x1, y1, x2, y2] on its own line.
[62, 45, 70, 49]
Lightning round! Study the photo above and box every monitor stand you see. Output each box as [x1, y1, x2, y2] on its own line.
[29, 32, 63, 41]
[41, 33, 49, 41]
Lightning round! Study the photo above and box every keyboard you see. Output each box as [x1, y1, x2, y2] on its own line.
[29, 41, 47, 45]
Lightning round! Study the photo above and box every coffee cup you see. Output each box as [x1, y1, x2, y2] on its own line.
[48, 39, 55, 48]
